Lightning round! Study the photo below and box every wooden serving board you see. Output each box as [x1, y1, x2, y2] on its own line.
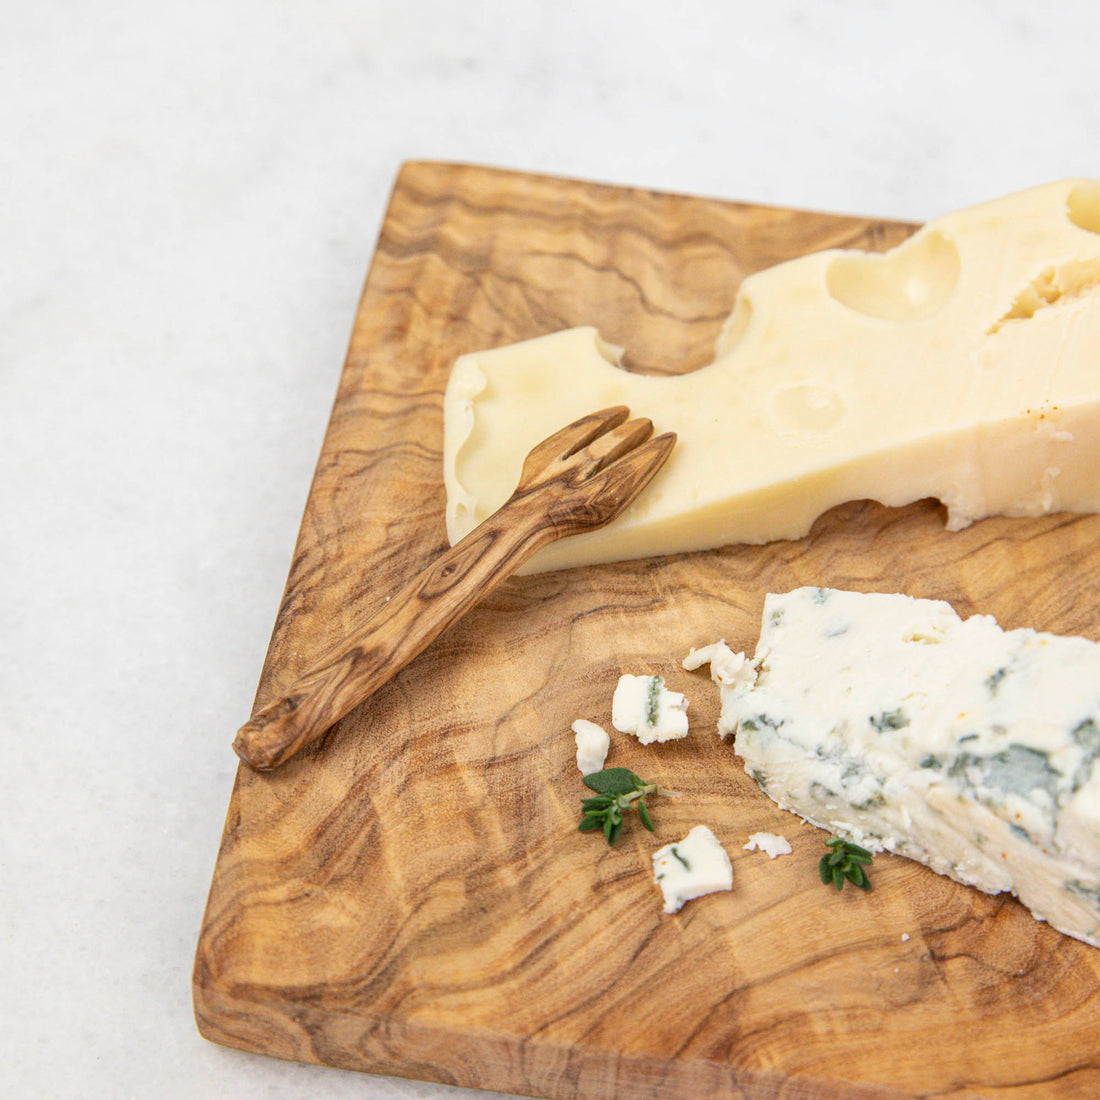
[194, 162, 1100, 1099]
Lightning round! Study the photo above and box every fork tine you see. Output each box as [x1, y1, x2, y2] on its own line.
[582, 430, 677, 509]
[558, 405, 631, 459]
[579, 416, 655, 477]
[518, 406, 630, 485]
[543, 428, 676, 539]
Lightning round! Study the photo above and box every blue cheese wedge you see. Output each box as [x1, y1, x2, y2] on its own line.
[571, 719, 610, 776]
[612, 674, 689, 744]
[652, 825, 733, 913]
[717, 587, 1100, 948]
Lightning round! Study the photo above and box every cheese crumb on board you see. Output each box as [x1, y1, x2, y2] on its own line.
[716, 586, 1100, 948]
[744, 832, 793, 858]
[683, 640, 758, 689]
[612, 674, 689, 744]
[652, 825, 733, 914]
[443, 178, 1100, 573]
[572, 719, 610, 776]
[683, 640, 758, 737]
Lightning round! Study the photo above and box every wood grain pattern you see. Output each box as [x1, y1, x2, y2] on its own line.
[194, 161, 1100, 1099]
[232, 407, 675, 770]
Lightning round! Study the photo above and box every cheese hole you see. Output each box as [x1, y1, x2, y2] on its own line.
[1067, 181, 1100, 235]
[988, 257, 1100, 333]
[825, 230, 960, 321]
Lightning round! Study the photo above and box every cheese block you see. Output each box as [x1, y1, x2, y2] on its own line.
[711, 586, 1100, 948]
[442, 179, 1100, 573]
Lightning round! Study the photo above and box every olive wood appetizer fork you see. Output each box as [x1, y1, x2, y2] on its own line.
[233, 406, 676, 770]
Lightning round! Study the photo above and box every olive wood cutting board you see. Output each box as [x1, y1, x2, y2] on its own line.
[194, 161, 1100, 1099]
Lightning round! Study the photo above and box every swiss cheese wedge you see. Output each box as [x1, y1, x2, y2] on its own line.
[443, 179, 1100, 573]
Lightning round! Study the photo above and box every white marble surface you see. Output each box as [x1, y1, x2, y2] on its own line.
[4, 1, 1098, 1096]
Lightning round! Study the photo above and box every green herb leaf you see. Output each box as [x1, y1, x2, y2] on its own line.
[580, 795, 612, 813]
[820, 835, 874, 892]
[577, 768, 673, 846]
[583, 768, 645, 796]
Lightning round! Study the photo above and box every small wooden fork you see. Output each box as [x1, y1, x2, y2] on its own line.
[233, 406, 676, 770]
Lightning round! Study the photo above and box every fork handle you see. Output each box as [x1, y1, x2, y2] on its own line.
[232, 497, 557, 770]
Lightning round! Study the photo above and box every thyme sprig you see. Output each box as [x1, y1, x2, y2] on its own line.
[578, 767, 676, 846]
[819, 835, 873, 891]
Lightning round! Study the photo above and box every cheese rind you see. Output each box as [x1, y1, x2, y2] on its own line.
[443, 179, 1100, 573]
[717, 587, 1100, 948]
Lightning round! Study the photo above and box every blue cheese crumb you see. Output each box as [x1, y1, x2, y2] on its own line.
[682, 640, 758, 738]
[743, 832, 793, 858]
[652, 825, 733, 913]
[612, 674, 689, 744]
[683, 639, 758, 689]
[571, 719, 610, 776]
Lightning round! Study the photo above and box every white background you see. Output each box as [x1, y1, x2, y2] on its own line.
[3, 1, 1098, 1097]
